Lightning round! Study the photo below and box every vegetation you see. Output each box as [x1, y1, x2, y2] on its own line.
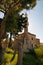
[0, 0, 37, 38]
[0, 0, 38, 47]
[1, 47, 18, 65]
[0, 0, 37, 12]
[35, 45, 43, 62]
[1, 0, 37, 49]
[0, 0, 39, 65]
[1, 44, 43, 65]
[23, 45, 43, 65]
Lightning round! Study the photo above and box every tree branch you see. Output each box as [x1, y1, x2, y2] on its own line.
[0, 9, 5, 13]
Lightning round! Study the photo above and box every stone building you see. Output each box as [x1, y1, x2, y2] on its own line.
[17, 32, 40, 52]
[15, 14, 40, 52]
[0, 14, 40, 51]
[35, 38, 40, 46]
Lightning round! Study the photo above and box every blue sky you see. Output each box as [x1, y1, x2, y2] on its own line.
[27, 0, 43, 43]
[0, 12, 4, 18]
[0, 0, 43, 43]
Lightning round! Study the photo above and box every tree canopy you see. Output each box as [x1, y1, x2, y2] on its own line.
[0, 0, 38, 37]
[0, 0, 37, 13]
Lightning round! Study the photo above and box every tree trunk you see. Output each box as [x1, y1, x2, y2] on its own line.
[0, 40, 4, 65]
[17, 41, 23, 65]
[0, 20, 6, 64]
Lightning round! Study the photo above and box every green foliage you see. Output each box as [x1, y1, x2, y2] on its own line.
[0, 18, 3, 24]
[6, 11, 27, 35]
[0, 0, 37, 13]
[6, 12, 18, 35]
[23, 46, 43, 65]
[5, 47, 14, 53]
[34, 45, 43, 61]
[0, 0, 38, 36]
[2, 47, 18, 65]
[17, 14, 28, 31]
